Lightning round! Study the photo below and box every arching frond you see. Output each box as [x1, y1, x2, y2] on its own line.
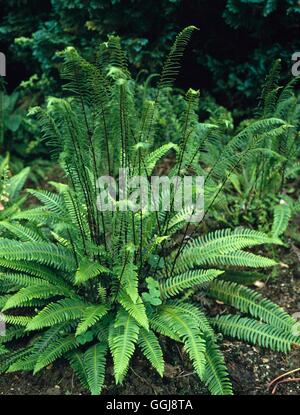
[211, 315, 300, 353]
[208, 280, 296, 332]
[26, 299, 86, 331]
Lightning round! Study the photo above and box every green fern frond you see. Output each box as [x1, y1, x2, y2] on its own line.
[0, 345, 8, 355]
[75, 259, 110, 284]
[69, 351, 89, 390]
[160, 269, 223, 299]
[114, 262, 138, 303]
[144, 143, 179, 174]
[2, 284, 74, 311]
[34, 336, 78, 373]
[197, 251, 277, 269]
[0, 326, 26, 344]
[7, 167, 30, 202]
[138, 328, 164, 377]
[149, 313, 181, 341]
[118, 291, 149, 330]
[208, 280, 296, 332]
[271, 201, 291, 238]
[108, 310, 140, 384]
[158, 26, 198, 90]
[203, 336, 233, 395]
[76, 305, 108, 336]
[0, 239, 77, 272]
[2, 315, 32, 326]
[174, 228, 280, 272]
[211, 315, 300, 353]
[0, 259, 72, 288]
[83, 343, 107, 395]
[158, 304, 206, 379]
[27, 189, 64, 215]
[26, 299, 86, 331]
[7, 352, 37, 373]
[0, 347, 32, 374]
[164, 301, 214, 337]
[11, 207, 53, 224]
[0, 221, 45, 242]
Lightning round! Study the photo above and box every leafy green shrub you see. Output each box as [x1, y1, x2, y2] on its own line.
[0, 28, 299, 395]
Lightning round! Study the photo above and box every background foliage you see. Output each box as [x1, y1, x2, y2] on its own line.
[1, 0, 300, 108]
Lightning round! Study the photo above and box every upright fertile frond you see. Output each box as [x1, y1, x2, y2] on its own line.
[29, 106, 63, 160]
[208, 280, 296, 332]
[138, 328, 164, 377]
[211, 315, 300, 353]
[158, 26, 198, 90]
[108, 310, 140, 384]
[260, 59, 281, 117]
[107, 35, 130, 78]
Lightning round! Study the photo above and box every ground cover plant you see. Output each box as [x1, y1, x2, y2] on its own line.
[0, 27, 299, 396]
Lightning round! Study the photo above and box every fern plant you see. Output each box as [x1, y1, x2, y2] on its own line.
[210, 60, 300, 234]
[0, 28, 299, 395]
[0, 153, 30, 229]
